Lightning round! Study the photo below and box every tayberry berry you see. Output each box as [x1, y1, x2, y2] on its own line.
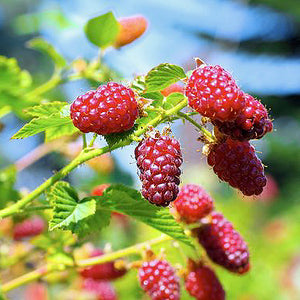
[13, 216, 45, 241]
[207, 138, 267, 196]
[139, 259, 180, 300]
[185, 65, 244, 122]
[185, 261, 225, 300]
[80, 249, 127, 280]
[174, 184, 214, 223]
[194, 212, 250, 274]
[212, 92, 273, 141]
[82, 278, 117, 300]
[70, 82, 138, 135]
[114, 15, 148, 48]
[135, 132, 182, 206]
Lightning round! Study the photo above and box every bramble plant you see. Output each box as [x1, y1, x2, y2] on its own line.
[0, 11, 273, 300]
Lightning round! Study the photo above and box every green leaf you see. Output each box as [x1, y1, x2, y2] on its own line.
[84, 12, 120, 48]
[25, 101, 67, 118]
[75, 209, 111, 238]
[12, 104, 79, 141]
[145, 63, 186, 92]
[104, 125, 138, 148]
[0, 166, 19, 209]
[141, 92, 164, 101]
[152, 93, 185, 110]
[27, 38, 67, 68]
[48, 181, 96, 232]
[88, 184, 194, 248]
[0, 56, 38, 118]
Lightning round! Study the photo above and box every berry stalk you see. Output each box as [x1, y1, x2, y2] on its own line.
[0, 98, 188, 219]
[177, 111, 215, 143]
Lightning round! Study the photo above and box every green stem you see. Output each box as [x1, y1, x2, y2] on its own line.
[77, 234, 172, 267]
[177, 111, 215, 142]
[82, 134, 87, 149]
[88, 133, 98, 147]
[1, 265, 55, 293]
[1, 235, 172, 293]
[0, 98, 188, 219]
[22, 205, 52, 212]
[26, 73, 62, 98]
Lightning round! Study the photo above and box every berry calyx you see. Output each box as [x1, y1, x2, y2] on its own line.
[185, 260, 225, 300]
[194, 212, 250, 274]
[185, 65, 244, 122]
[13, 216, 45, 241]
[82, 278, 117, 300]
[135, 132, 183, 206]
[207, 138, 267, 196]
[161, 83, 184, 97]
[80, 248, 127, 280]
[173, 184, 214, 223]
[70, 82, 138, 135]
[139, 259, 180, 300]
[212, 92, 273, 141]
[114, 15, 148, 48]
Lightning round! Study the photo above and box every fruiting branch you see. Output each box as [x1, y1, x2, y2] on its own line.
[0, 235, 173, 293]
[0, 98, 188, 219]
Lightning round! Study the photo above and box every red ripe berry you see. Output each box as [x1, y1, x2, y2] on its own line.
[82, 278, 117, 300]
[194, 212, 250, 274]
[173, 184, 214, 223]
[135, 133, 183, 206]
[185, 261, 225, 300]
[13, 216, 45, 241]
[161, 83, 184, 97]
[212, 93, 273, 141]
[80, 249, 127, 280]
[185, 65, 244, 122]
[207, 138, 267, 196]
[139, 259, 180, 300]
[70, 82, 138, 135]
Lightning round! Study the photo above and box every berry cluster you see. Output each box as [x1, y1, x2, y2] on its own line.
[70, 82, 138, 135]
[135, 132, 183, 206]
[185, 64, 272, 196]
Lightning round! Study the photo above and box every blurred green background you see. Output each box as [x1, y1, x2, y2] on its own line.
[0, 0, 299, 299]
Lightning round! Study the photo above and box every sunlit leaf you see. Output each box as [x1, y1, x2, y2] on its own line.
[84, 12, 120, 48]
[145, 63, 186, 92]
